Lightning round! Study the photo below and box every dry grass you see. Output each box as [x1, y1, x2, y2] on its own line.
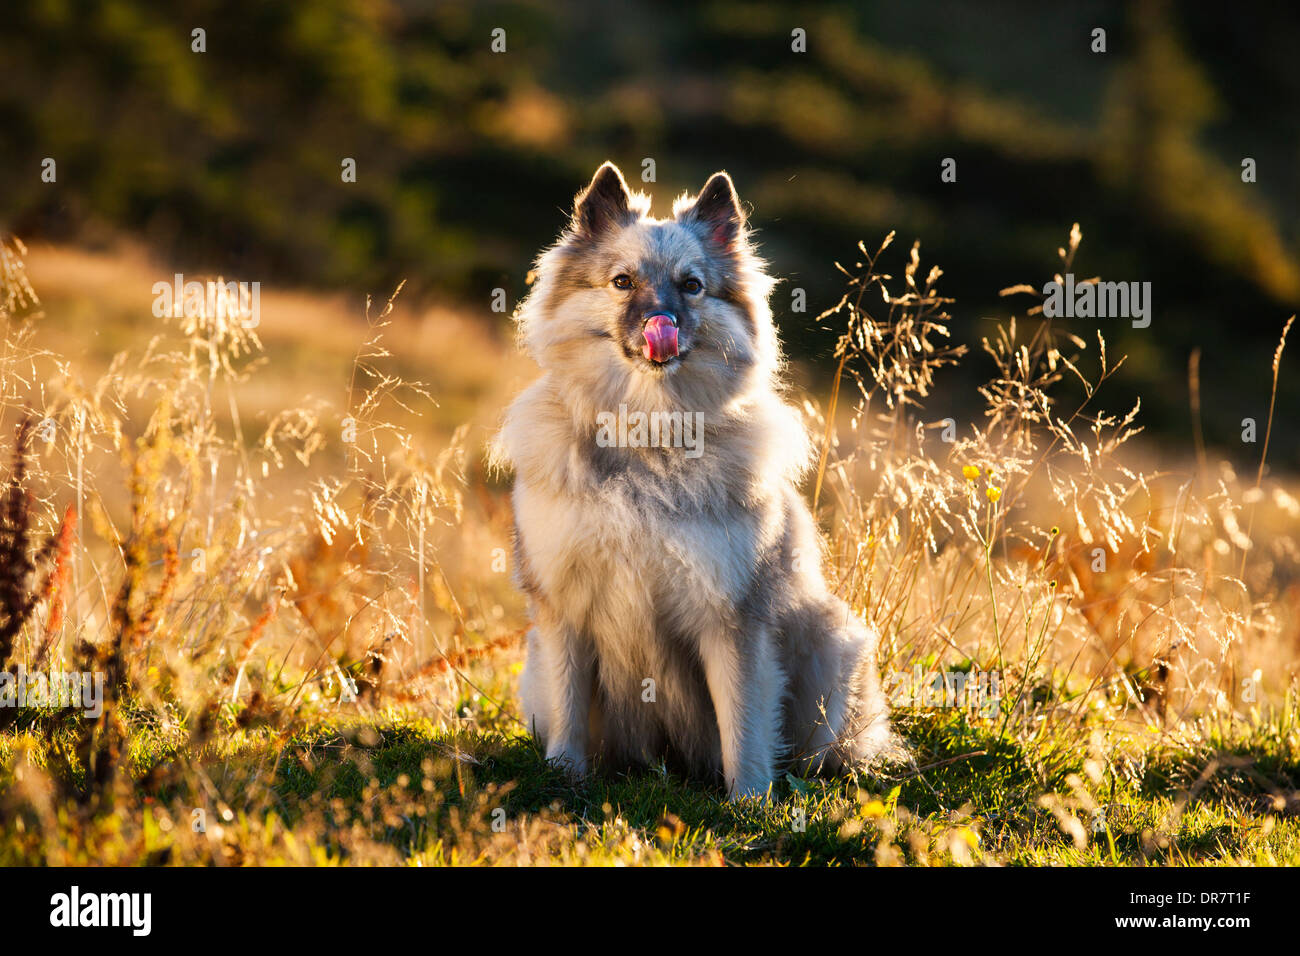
[815, 228, 1299, 729]
[0, 229, 1296, 866]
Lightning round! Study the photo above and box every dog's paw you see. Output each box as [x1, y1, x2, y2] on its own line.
[545, 747, 589, 781]
[726, 777, 774, 802]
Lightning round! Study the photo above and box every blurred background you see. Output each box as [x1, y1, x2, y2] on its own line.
[3, 0, 1297, 465]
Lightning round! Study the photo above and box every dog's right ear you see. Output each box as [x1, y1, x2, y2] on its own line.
[573, 162, 633, 237]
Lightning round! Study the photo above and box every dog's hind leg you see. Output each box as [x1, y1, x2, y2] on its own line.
[839, 616, 901, 767]
[786, 602, 900, 774]
[783, 603, 856, 774]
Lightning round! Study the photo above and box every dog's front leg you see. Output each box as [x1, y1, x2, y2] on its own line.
[700, 621, 784, 800]
[537, 612, 594, 778]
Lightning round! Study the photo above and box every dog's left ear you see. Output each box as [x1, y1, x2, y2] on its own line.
[682, 171, 745, 251]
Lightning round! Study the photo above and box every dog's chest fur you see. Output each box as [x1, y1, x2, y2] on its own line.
[509, 410, 790, 768]
[514, 448, 775, 643]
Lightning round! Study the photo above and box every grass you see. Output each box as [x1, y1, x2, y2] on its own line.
[0, 228, 1297, 866]
[3, 700, 1297, 865]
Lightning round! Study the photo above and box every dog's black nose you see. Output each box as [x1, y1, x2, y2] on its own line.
[644, 311, 678, 327]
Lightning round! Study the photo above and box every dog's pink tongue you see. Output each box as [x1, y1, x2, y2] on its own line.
[642, 315, 679, 363]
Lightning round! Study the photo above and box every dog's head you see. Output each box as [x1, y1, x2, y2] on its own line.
[519, 162, 779, 415]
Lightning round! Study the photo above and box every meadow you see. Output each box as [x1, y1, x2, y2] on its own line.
[1, 230, 1297, 866]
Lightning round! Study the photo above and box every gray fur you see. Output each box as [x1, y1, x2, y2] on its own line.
[493, 162, 898, 798]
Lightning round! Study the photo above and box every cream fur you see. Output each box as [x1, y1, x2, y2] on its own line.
[492, 163, 897, 798]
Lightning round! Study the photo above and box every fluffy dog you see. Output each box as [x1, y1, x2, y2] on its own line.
[493, 162, 896, 798]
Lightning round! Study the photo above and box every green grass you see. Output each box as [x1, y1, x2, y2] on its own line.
[4, 701, 1297, 866]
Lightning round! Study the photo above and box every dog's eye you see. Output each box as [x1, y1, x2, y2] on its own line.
[683, 277, 703, 295]
[612, 274, 633, 290]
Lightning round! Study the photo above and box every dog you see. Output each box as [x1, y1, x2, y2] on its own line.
[492, 162, 897, 798]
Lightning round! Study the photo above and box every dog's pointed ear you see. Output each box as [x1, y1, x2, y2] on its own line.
[683, 171, 745, 251]
[574, 162, 633, 237]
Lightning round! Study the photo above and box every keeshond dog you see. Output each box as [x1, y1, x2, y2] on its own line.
[493, 162, 897, 798]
